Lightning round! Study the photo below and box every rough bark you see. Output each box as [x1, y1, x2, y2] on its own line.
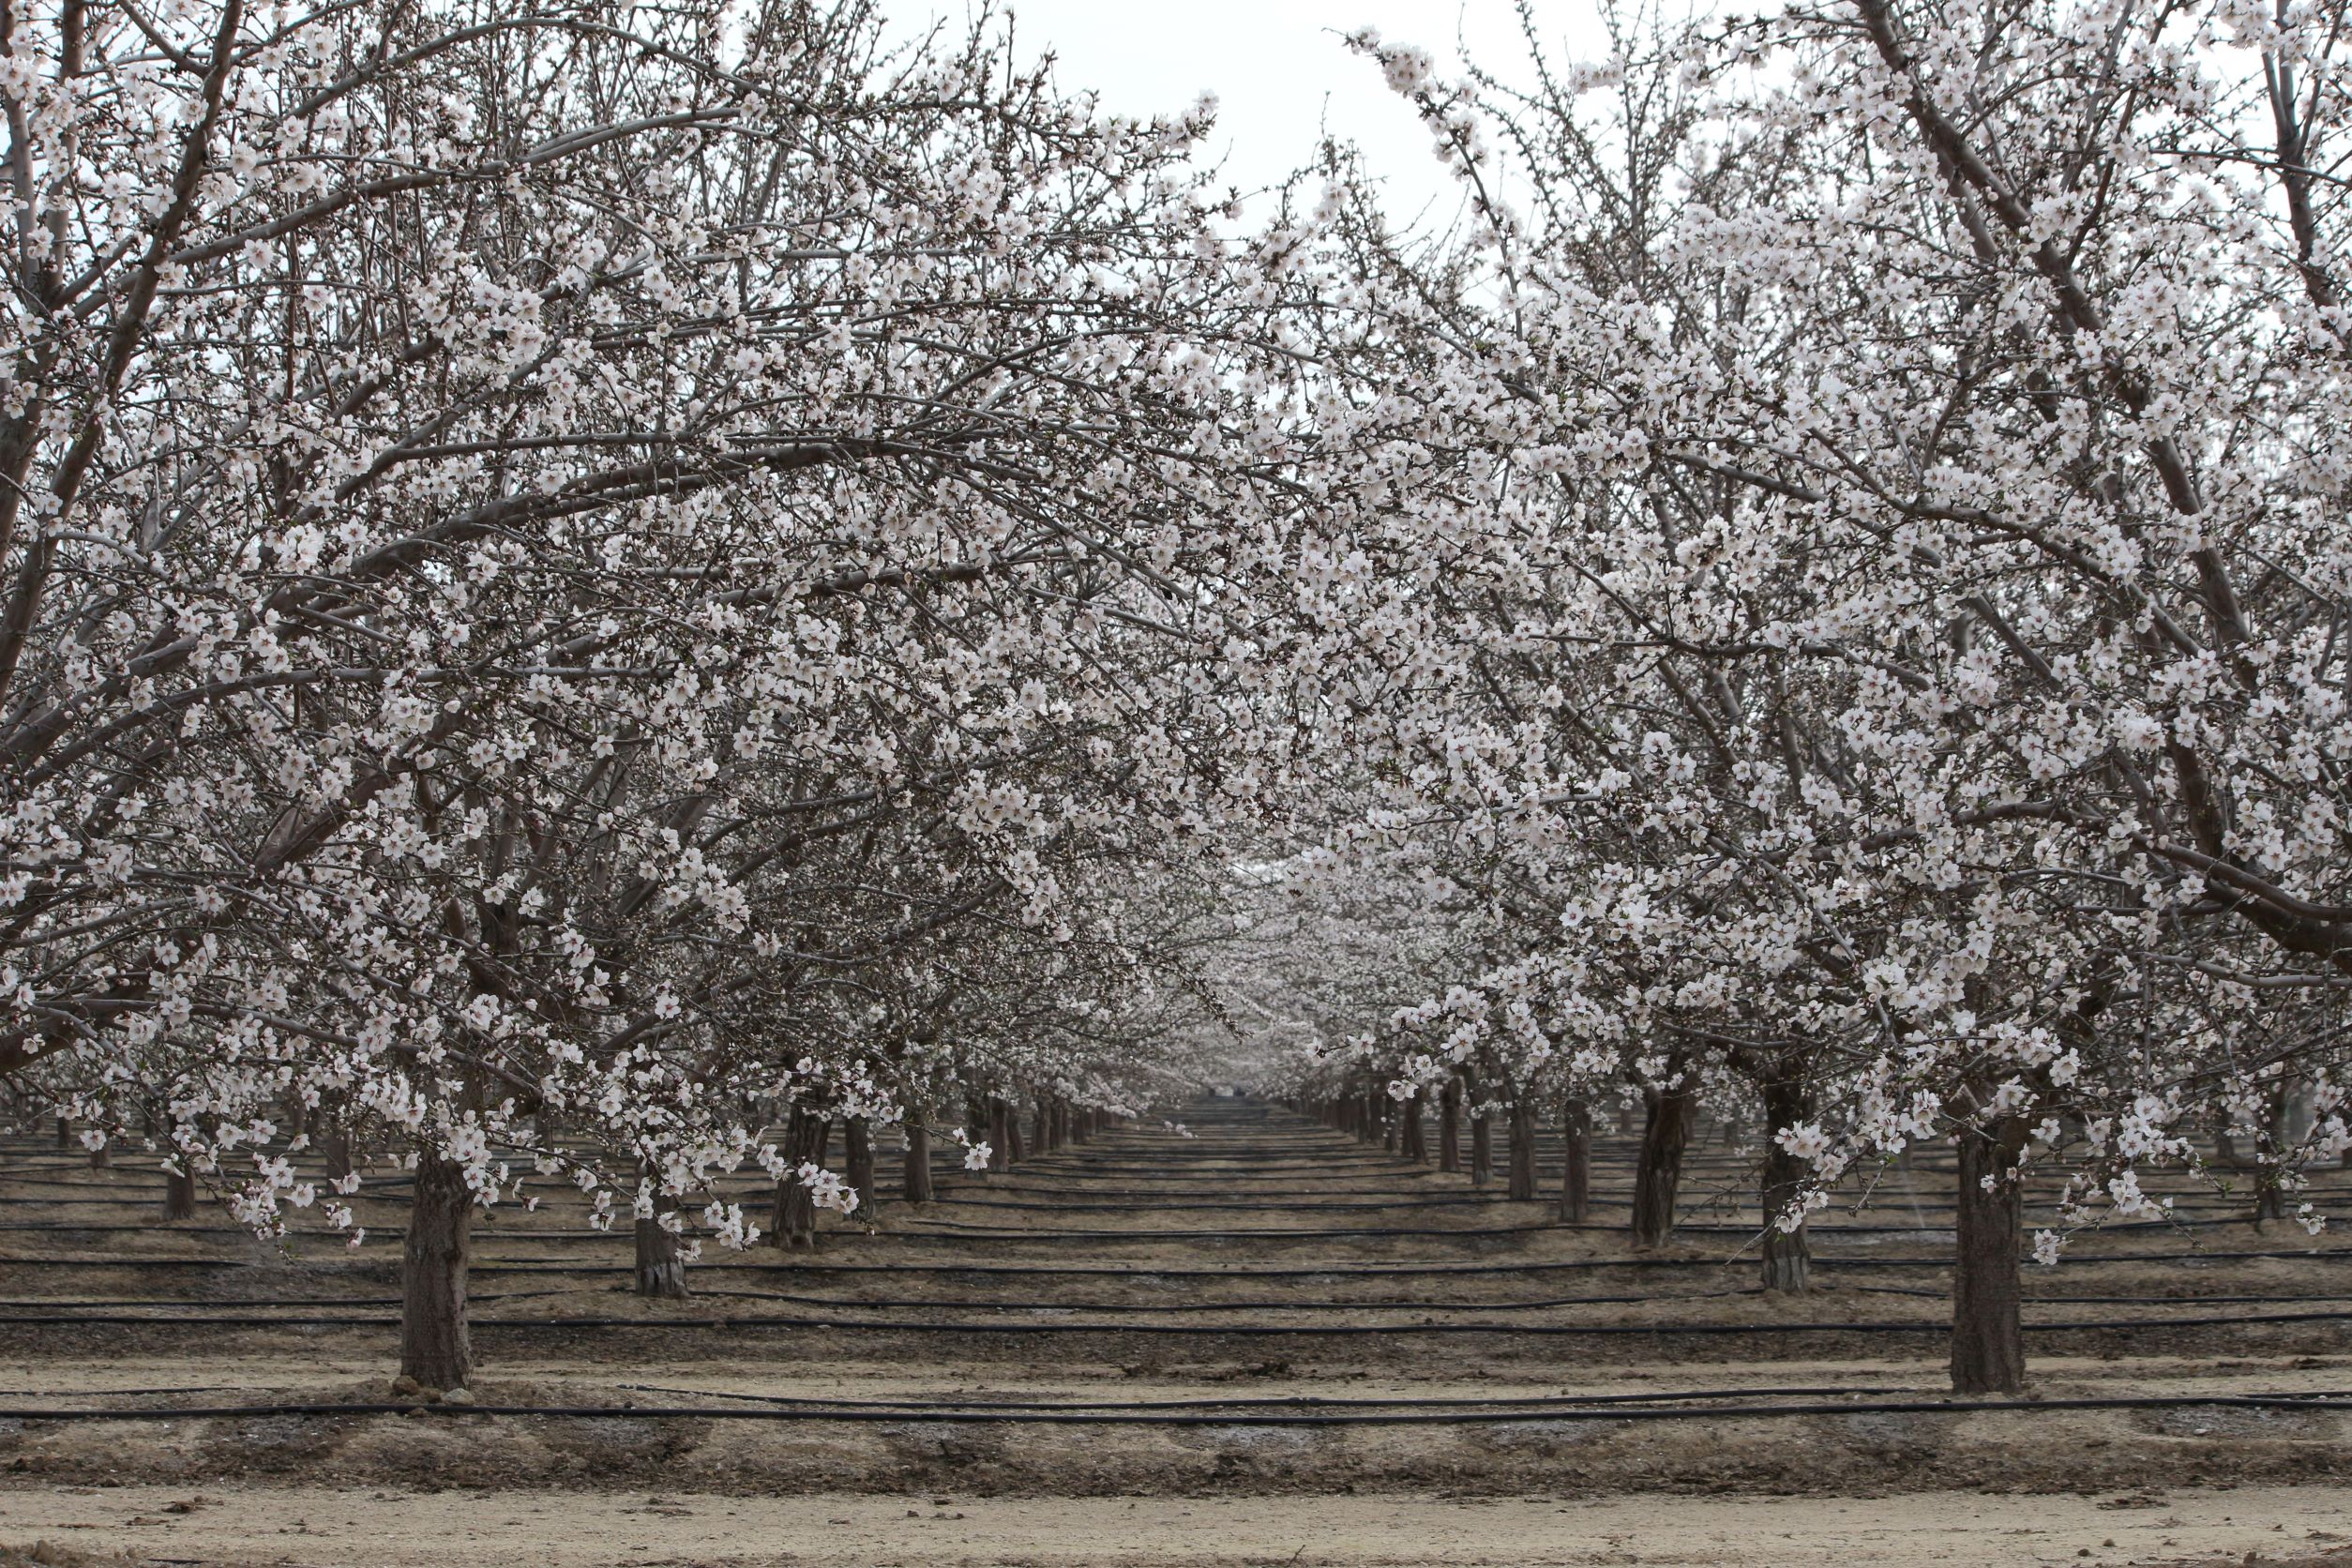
[771, 1108, 830, 1249]
[321, 1121, 354, 1184]
[1758, 1066, 1812, 1293]
[400, 1149, 475, 1390]
[1468, 1072, 1493, 1187]
[844, 1117, 875, 1216]
[1439, 1078, 1460, 1172]
[164, 1161, 197, 1220]
[1506, 1094, 1538, 1199]
[903, 1119, 936, 1203]
[1559, 1096, 1591, 1224]
[1402, 1090, 1427, 1164]
[634, 1168, 686, 1300]
[1630, 1081, 1693, 1249]
[2254, 1162, 2284, 1229]
[1951, 1118, 2027, 1394]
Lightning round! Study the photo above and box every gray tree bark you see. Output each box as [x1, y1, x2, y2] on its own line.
[1630, 1082, 1692, 1248]
[400, 1149, 475, 1389]
[1559, 1096, 1591, 1223]
[1951, 1118, 2027, 1395]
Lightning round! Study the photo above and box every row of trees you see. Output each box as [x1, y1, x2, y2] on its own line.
[5, 0, 2350, 1396]
[0, 0, 1304, 1386]
[1265, 0, 2352, 1393]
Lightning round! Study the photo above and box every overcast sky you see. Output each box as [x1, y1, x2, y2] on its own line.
[900, 2, 1610, 227]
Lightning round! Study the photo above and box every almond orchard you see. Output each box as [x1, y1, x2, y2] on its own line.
[1, 0, 2348, 1560]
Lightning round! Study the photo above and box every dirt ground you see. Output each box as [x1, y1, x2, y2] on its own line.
[4, 1101, 2348, 1564]
[2, 1482, 2349, 1567]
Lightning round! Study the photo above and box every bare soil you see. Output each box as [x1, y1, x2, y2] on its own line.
[3, 1101, 2347, 1563]
[2, 1483, 2350, 1566]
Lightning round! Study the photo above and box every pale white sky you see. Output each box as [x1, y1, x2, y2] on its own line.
[904, 2, 1610, 227]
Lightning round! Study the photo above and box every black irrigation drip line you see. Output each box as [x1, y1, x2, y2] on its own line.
[1046, 1162, 1345, 1169]
[0, 1288, 1722, 1315]
[874, 1200, 2273, 1226]
[8, 1306, 2348, 1335]
[27, 1278, 2352, 1316]
[0, 1257, 271, 1269]
[839, 1197, 1522, 1213]
[860, 1214, 2253, 1241]
[874, 1222, 1560, 1241]
[444, 1285, 1771, 1314]
[12, 1244, 2348, 1279]
[1844, 1286, 2352, 1306]
[609, 1381, 1940, 1413]
[0, 1391, 2343, 1427]
[903, 1181, 2314, 1211]
[0, 1191, 2303, 1230]
[0, 1289, 575, 1310]
[0, 1384, 278, 1400]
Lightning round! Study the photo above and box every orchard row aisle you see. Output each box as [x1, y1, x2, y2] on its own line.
[3, 1102, 2347, 1512]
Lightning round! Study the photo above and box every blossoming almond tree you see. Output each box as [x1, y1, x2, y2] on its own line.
[0, 0, 1349, 1387]
[1308, 0, 2352, 1392]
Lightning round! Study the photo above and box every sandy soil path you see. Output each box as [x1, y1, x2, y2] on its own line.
[4, 1483, 2349, 1567]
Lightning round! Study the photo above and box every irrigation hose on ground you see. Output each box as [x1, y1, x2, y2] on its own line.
[0, 1392, 2344, 1426]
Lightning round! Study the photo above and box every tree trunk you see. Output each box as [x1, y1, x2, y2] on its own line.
[1506, 1094, 1538, 1199]
[1630, 1081, 1692, 1249]
[771, 1108, 830, 1249]
[87, 1138, 108, 1170]
[634, 1168, 686, 1300]
[1951, 1119, 2027, 1395]
[400, 1149, 475, 1390]
[281, 1093, 308, 1143]
[844, 1117, 875, 1215]
[164, 1161, 197, 1220]
[1758, 1066, 1812, 1293]
[1438, 1077, 1460, 1173]
[904, 1119, 936, 1203]
[1033, 1099, 1051, 1158]
[54, 1115, 69, 1150]
[1469, 1094, 1493, 1189]
[1402, 1091, 1427, 1165]
[322, 1122, 354, 1184]
[1005, 1097, 1027, 1165]
[634, 1214, 686, 1298]
[1382, 1094, 1399, 1153]
[1560, 1096, 1591, 1223]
